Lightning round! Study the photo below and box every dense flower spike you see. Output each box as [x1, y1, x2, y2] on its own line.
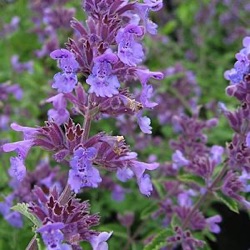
[29, 187, 110, 249]
[2, 0, 165, 248]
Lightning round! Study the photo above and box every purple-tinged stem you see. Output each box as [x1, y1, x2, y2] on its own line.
[182, 160, 228, 229]
[25, 235, 38, 250]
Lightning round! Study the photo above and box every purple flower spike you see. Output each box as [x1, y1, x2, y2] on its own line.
[37, 222, 71, 250]
[68, 147, 102, 192]
[9, 156, 26, 181]
[47, 93, 69, 125]
[87, 52, 120, 97]
[89, 232, 112, 250]
[206, 215, 222, 234]
[50, 49, 79, 93]
[116, 24, 144, 66]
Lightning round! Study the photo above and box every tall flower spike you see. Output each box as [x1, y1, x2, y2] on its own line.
[86, 52, 120, 97]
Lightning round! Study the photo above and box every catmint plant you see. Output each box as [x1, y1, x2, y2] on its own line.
[2, 0, 164, 249]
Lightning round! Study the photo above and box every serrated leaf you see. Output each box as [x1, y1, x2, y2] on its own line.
[143, 228, 173, 250]
[215, 191, 239, 213]
[140, 202, 158, 219]
[178, 173, 205, 186]
[12, 203, 41, 227]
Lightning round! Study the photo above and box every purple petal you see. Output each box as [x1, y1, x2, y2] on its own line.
[90, 232, 112, 250]
[116, 167, 134, 182]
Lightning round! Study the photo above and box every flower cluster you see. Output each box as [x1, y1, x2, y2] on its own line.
[29, 186, 111, 249]
[1, 1, 164, 249]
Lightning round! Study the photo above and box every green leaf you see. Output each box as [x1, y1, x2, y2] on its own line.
[162, 20, 177, 35]
[12, 203, 41, 227]
[140, 201, 159, 219]
[215, 191, 239, 213]
[98, 223, 127, 239]
[152, 179, 166, 199]
[143, 228, 173, 250]
[170, 214, 180, 230]
[178, 173, 205, 186]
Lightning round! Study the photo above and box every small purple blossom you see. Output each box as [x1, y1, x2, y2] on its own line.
[9, 156, 26, 181]
[86, 52, 120, 97]
[89, 231, 112, 250]
[116, 167, 134, 182]
[140, 84, 158, 109]
[135, 68, 163, 85]
[68, 147, 102, 192]
[131, 160, 158, 196]
[206, 215, 222, 234]
[37, 222, 71, 250]
[116, 24, 144, 66]
[47, 93, 70, 125]
[137, 112, 152, 134]
[224, 36, 250, 84]
[0, 195, 23, 228]
[172, 150, 190, 169]
[50, 49, 79, 93]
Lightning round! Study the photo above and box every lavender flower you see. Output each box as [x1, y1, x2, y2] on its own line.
[0, 195, 23, 228]
[37, 222, 71, 250]
[116, 24, 144, 66]
[89, 232, 113, 250]
[50, 49, 79, 93]
[9, 156, 26, 181]
[47, 93, 70, 125]
[68, 146, 102, 192]
[86, 52, 120, 97]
